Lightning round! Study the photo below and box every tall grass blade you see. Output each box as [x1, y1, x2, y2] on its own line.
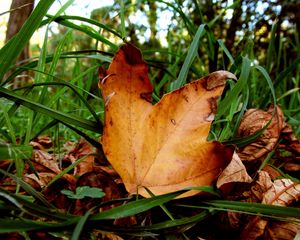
[0, 143, 32, 160]
[0, 87, 99, 132]
[0, 0, 55, 82]
[170, 24, 206, 91]
[0, 169, 53, 208]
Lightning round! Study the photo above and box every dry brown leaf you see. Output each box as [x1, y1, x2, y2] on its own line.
[237, 105, 284, 161]
[281, 123, 300, 155]
[246, 171, 273, 202]
[99, 43, 235, 198]
[239, 171, 300, 239]
[32, 149, 60, 174]
[240, 216, 268, 240]
[262, 176, 300, 206]
[216, 151, 252, 189]
[64, 138, 95, 176]
[264, 221, 300, 240]
[30, 135, 52, 150]
[23, 172, 57, 189]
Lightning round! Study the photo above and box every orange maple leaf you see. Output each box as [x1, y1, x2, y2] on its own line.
[99, 44, 235, 198]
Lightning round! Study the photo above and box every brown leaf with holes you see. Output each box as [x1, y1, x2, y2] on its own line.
[240, 171, 300, 240]
[262, 175, 300, 206]
[99, 43, 236, 198]
[237, 105, 284, 162]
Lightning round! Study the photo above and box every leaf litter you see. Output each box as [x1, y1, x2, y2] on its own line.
[0, 44, 300, 239]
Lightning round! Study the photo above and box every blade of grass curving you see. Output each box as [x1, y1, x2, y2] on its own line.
[45, 155, 91, 188]
[0, 218, 78, 233]
[0, 169, 52, 208]
[266, 21, 278, 73]
[61, 121, 103, 150]
[277, 87, 300, 102]
[44, 17, 118, 51]
[90, 190, 186, 220]
[16, 78, 101, 125]
[138, 210, 213, 231]
[232, 87, 249, 137]
[87, 210, 214, 234]
[52, 0, 75, 18]
[217, 39, 235, 66]
[204, 200, 300, 219]
[32, 119, 59, 139]
[0, 104, 17, 144]
[274, 57, 300, 86]
[220, 60, 278, 147]
[42, 15, 123, 39]
[71, 209, 93, 240]
[0, 143, 32, 160]
[0, 87, 99, 132]
[144, 188, 175, 221]
[2, 50, 112, 86]
[0, 188, 73, 221]
[217, 56, 250, 117]
[254, 65, 277, 108]
[119, 0, 126, 38]
[0, 0, 55, 82]
[169, 24, 207, 91]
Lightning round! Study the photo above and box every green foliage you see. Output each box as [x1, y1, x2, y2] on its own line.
[61, 186, 105, 199]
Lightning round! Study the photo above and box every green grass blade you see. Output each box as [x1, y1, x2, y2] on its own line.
[19, 80, 101, 126]
[254, 65, 277, 108]
[0, 104, 17, 144]
[43, 17, 118, 51]
[0, 218, 78, 233]
[266, 21, 278, 72]
[46, 155, 92, 188]
[217, 39, 235, 66]
[0, 87, 99, 132]
[204, 200, 300, 219]
[0, 143, 32, 161]
[170, 24, 206, 91]
[0, 0, 55, 81]
[0, 169, 53, 208]
[90, 190, 185, 220]
[71, 209, 93, 240]
[0, 188, 73, 220]
[42, 15, 123, 39]
[217, 56, 251, 117]
[119, 0, 126, 38]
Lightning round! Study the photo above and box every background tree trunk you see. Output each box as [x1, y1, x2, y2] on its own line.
[5, 0, 34, 88]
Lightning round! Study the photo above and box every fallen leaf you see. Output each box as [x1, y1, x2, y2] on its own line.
[240, 171, 300, 239]
[23, 172, 57, 189]
[237, 105, 284, 162]
[263, 221, 300, 240]
[32, 150, 60, 174]
[64, 138, 95, 176]
[280, 123, 300, 155]
[99, 43, 235, 197]
[30, 135, 52, 150]
[217, 151, 252, 189]
[240, 216, 268, 240]
[262, 176, 300, 206]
